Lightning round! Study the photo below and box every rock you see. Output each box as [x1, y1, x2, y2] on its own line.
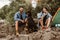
[0, 21, 60, 40]
[19, 34, 29, 40]
[14, 37, 20, 40]
[6, 34, 15, 40]
[0, 26, 8, 38]
[0, 38, 7, 40]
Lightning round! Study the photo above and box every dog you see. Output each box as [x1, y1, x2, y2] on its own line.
[26, 11, 38, 33]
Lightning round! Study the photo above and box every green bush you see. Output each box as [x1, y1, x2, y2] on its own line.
[0, 0, 60, 25]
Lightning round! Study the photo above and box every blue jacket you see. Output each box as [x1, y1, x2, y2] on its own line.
[14, 11, 27, 21]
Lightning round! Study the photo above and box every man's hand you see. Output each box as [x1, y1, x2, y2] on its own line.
[20, 20, 25, 23]
[25, 18, 27, 22]
[22, 20, 25, 23]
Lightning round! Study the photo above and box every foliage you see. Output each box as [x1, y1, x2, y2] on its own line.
[0, 0, 60, 24]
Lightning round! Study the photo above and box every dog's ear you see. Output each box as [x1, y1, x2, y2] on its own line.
[26, 10, 32, 17]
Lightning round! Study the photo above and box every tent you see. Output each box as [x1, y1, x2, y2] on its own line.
[52, 8, 60, 27]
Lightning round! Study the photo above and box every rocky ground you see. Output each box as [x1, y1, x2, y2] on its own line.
[0, 21, 60, 40]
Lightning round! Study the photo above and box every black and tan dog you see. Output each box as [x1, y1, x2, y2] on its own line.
[25, 11, 38, 33]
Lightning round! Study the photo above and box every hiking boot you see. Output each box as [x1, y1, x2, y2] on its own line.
[41, 27, 45, 30]
[16, 32, 19, 36]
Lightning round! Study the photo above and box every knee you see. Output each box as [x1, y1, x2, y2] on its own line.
[48, 17, 51, 21]
[15, 21, 18, 24]
[39, 19, 43, 22]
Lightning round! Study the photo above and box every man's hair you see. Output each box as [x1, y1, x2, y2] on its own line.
[19, 6, 24, 9]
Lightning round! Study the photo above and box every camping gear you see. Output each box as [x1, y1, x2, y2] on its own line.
[52, 8, 60, 27]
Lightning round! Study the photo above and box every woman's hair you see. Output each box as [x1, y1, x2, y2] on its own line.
[44, 6, 49, 11]
[42, 6, 49, 12]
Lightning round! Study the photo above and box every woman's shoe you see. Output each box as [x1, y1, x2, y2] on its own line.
[45, 27, 51, 32]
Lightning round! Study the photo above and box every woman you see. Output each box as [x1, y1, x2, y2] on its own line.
[37, 6, 52, 30]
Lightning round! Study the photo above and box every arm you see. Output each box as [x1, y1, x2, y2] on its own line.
[46, 13, 52, 27]
[46, 17, 51, 27]
[37, 13, 44, 27]
[14, 13, 25, 23]
[24, 13, 28, 22]
[14, 13, 21, 21]
[39, 18, 44, 27]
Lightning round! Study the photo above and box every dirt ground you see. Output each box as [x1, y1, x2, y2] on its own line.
[0, 23, 60, 40]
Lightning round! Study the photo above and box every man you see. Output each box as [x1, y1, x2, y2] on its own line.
[14, 7, 27, 35]
[37, 7, 52, 30]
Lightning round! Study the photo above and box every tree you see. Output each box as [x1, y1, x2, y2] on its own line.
[0, 0, 60, 24]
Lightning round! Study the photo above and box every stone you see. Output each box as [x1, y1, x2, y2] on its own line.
[19, 34, 29, 40]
